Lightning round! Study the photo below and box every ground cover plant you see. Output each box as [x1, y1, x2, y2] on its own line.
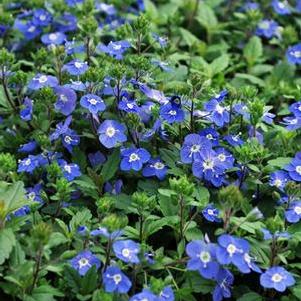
[0, 0, 301, 300]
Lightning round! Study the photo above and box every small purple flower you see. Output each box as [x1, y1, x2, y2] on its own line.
[58, 159, 81, 181]
[98, 120, 127, 148]
[213, 268, 234, 301]
[41, 32, 66, 45]
[20, 97, 33, 121]
[152, 33, 168, 48]
[88, 151, 106, 167]
[91, 227, 123, 240]
[215, 148, 234, 169]
[17, 155, 40, 174]
[32, 9, 52, 26]
[186, 240, 220, 280]
[180, 134, 212, 164]
[50, 116, 72, 141]
[199, 128, 219, 146]
[54, 13, 77, 32]
[26, 183, 43, 204]
[14, 20, 41, 40]
[97, 3, 117, 15]
[151, 59, 172, 72]
[130, 289, 157, 301]
[260, 266, 295, 292]
[103, 266, 132, 293]
[202, 204, 221, 223]
[120, 148, 151, 171]
[282, 116, 301, 130]
[63, 59, 88, 76]
[69, 250, 101, 276]
[18, 140, 37, 153]
[271, 0, 291, 15]
[216, 234, 249, 270]
[285, 201, 301, 223]
[62, 129, 80, 153]
[97, 40, 131, 59]
[138, 84, 168, 104]
[113, 239, 140, 264]
[104, 179, 123, 195]
[77, 226, 88, 236]
[286, 44, 301, 65]
[159, 103, 185, 124]
[28, 74, 59, 90]
[269, 170, 290, 190]
[256, 19, 280, 39]
[224, 134, 244, 147]
[64, 80, 86, 92]
[142, 158, 168, 180]
[204, 99, 229, 127]
[80, 94, 106, 114]
[118, 98, 140, 114]
[289, 101, 301, 117]
[158, 286, 175, 301]
[54, 86, 77, 116]
[284, 152, 301, 181]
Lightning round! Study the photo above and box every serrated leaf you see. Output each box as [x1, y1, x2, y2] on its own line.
[101, 149, 120, 181]
[0, 228, 16, 265]
[243, 36, 263, 67]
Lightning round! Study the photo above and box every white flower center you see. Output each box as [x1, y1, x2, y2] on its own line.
[168, 110, 177, 116]
[203, 159, 214, 170]
[49, 33, 58, 41]
[112, 44, 122, 50]
[60, 94, 68, 102]
[38, 75, 48, 83]
[64, 135, 72, 143]
[88, 98, 98, 105]
[106, 126, 116, 137]
[206, 134, 213, 140]
[121, 248, 130, 258]
[64, 165, 72, 173]
[296, 166, 301, 175]
[294, 206, 301, 215]
[207, 209, 214, 215]
[40, 15, 46, 21]
[28, 26, 36, 33]
[292, 51, 301, 58]
[218, 154, 226, 162]
[78, 258, 90, 269]
[129, 153, 140, 162]
[28, 192, 36, 200]
[75, 61, 84, 68]
[272, 273, 283, 283]
[154, 162, 165, 170]
[190, 144, 201, 153]
[274, 179, 283, 187]
[259, 21, 270, 30]
[113, 274, 122, 285]
[199, 251, 211, 264]
[227, 244, 237, 256]
[216, 104, 225, 114]
[25, 159, 31, 166]
[127, 103, 134, 109]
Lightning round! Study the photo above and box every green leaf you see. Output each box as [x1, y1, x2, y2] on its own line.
[69, 209, 92, 233]
[237, 292, 263, 301]
[243, 36, 263, 67]
[267, 157, 292, 168]
[24, 285, 63, 301]
[235, 73, 265, 87]
[101, 149, 120, 181]
[0, 228, 16, 265]
[210, 54, 229, 76]
[196, 3, 218, 31]
[179, 28, 200, 47]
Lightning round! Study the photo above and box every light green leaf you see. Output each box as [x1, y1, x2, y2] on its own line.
[0, 228, 16, 265]
[243, 36, 263, 66]
[237, 292, 262, 301]
[196, 3, 218, 31]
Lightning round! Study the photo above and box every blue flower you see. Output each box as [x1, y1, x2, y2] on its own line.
[103, 266, 132, 293]
[32, 9, 52, 27]
[284, 152, 301, 181]
[236, 253, 262, 274]
[97, 40, 131, 60]
[69, 250, 101, 276]
[285, 201, 301, 223]
[54, 13, 77, 32]
[26, 183, 43, 204]
[63, 59, 88, 76]
[54, 86, 77, 116]
[224, 134, 244, 147]
[98, 120, 127, 148]
[113, 239, 140, 263]
[269, 170, 290, 190]
[271, 0, 291, 15]
[41, 32, 66, 45]
[130, 289, 157, 301]
[96, 3, 117, 15]
[88, 151, 106, 167]
[282, 116, 301, 130]
[28, 74, 59, 90]
[213, 268, 234, 301]
[289, 101, 301, 117]
[17, 155, 40, 174]
[216, 234, 249, 269]
[14, 20, 41, 40]
[138, 83, 168, 104]
[202, 204, 221, 223]
[64, 80, 86, 92]
[151, 59, 172, 72]
[152, 33, 168, 48]
[91, 227, 123, 240]
[80, 94, 106, 114]
[62, 129, 80, 153]
[20, 97, 33, 121]
[64, 40, 85, 55]
[199, 128, 219, 146]
[260, 266, 295, 292]
[256, 19, 280, 39]
[118, 98, 140, 114]
[18, 140, 37, 153]
[77, 226, 88, 236]
[181, 134, 212, 164]
[120, 148, 151, 171]
[192, 149, 225, 184]
[158, 286, 175, 301]
[204, 98, 229, 127]
[58, 159, 81, 181]
[50, 116, 72, 141]
[186, 240, 220, 280]
[286, 44, 301, 65]
[142, 157, 168, 180]
[243, 2, 260, 11]
[160, 102, 185, 124]
[215, 148, 234, 169]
